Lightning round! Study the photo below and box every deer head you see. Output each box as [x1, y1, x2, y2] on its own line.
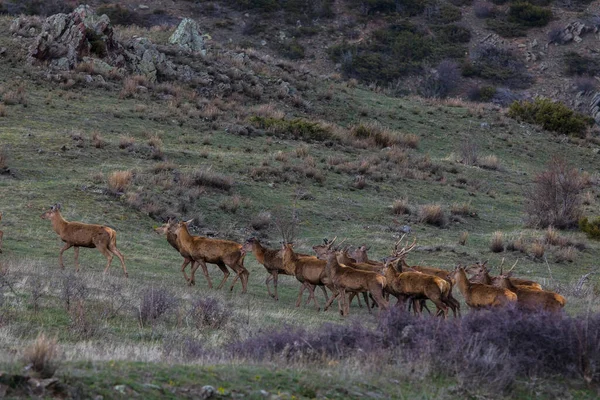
[41, 203, 62, 219]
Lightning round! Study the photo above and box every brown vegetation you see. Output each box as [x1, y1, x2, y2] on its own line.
[40, 204, 127, 277]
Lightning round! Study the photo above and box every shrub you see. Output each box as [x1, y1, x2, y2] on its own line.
[425, 3, 462, 24]
[530, 241, 545, 258]
[485, 18, 528, 38]
[508, 98, 594, 137]
[419, 204, 448, 227]
[275, 39, 305, 60]
[0, 103, 6, 117]
[249, 116, 338, 142]
[464, 45, 532, 88]
[563, 52, 599, 76]
[459, 138, 478, 166]
[97, 4, 143, 26]
[467, 85, 497, 102]
[573, 76, 597, 94]
[508, 3, 552, 27]
[458, 231, 469, 245]
[490, 231, 505, 252]
[554, 246, 577, 263]
[91, 131, 107, 149]
[251, 211, 271, 231]
[474, 1, 496, 18]
[189, 168, 234, 191]
[433, 25, 472, 43]
[0, 147, 8, 170]
[524, 156, 584, 229]
[392, 198, 412, 215]
[420, 60, 461, 99]
[478, 154, 500, 170]
[139, 287, 177, 325]
[451, 202, 477, 217]
[350, 122, 404, 148]
[23, 333, 59, 378]
[119, 136, 135, 149]
[107, 170, 133, 194]
[579, 217, 600, 239]
[187, 297, 230, 330]
[219, 195, 243, 213]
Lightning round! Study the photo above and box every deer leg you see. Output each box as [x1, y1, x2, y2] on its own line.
[319, 285, 329, 302]
[448, 293, 461, 317]
[180, 258, 192, 283]
[214, 261, 230, 289]
[265, 273, 274, 298]
[192, 260, 212, 287]
[431, 297, 449, 319]
[96, 243, 114, 275]
[59, 242, 73, 269]
[362, 292, 372, 314]
[296, 283, 308, 307]
[421, 300, 432, 315]
[311, 285, 320, 311]
[73, 246, 80, 272]
[108, 243, 127, 278]
[323, 289, 340, 311]
[272, 271, 279, 300]
[238, 269, 249, 294]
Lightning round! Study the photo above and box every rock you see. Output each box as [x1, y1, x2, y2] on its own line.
[114, 384, 127, 394]
[169, 18, 205, 53]
[591, 92, 600, 124]
[139, 5, 150, 9]
[554, 21, 593, 44]
[200, 385, 215, 399]
[9, 15, 43, 37]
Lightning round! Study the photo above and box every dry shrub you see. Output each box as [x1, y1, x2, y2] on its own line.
[147, 134, 163, 148]
[350, 122, 402, 148]
[133, 104, 148, 113]
[119, 136, 135, 149]
[478, 154, 500, 170]
[459, 138, 479, 165]
[544, 226, 562, 246]
[69, 300, 101, 340]
[23, 332, 59, 378]
[251, 103, 285, 119]
[418, 204, 448, 227]
[219, 195, 242, 213]
[458, 231, 469, 245]
[352, 175, 367, 189]
[200, 104, 221, 120]
[139, 287, 177, 326]
[530, 241, 545, 259]
[0, 147, 8, 170]
[91, 131, 107, 149]
[398, 133, 419, 149]
[525, 156, 584, 229]
[490, 231, 504, 252]
[188, 168, 233, 191]
[295, 145, 309, 158]
[2, 84, 26, 105]
[119, 77, 138, 99]
[304, 156, 316, 168]
[152, 161, 176, 174]
[107, 170, 133, 194]
[392, 198, 412, 215]
[187, 297, 230, 331]
[451, 202, 477, 217]
[274, 151, 288, 163]
[251, 211, 271, 231]
[506, 235, 526, 252]
[582, 191, 594, 206]
[0, 103, 6, 117]
[554, 246, 577, 263]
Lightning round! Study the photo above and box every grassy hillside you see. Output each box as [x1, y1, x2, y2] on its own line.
[0, 9, 600, 398]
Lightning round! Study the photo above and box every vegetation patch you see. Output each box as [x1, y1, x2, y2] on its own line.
[249, 116, 339, 142]
[462, 45, 532, 88]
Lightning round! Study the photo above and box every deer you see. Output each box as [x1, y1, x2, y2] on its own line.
[390, 236, 461, 317]
[40, 204, 127, 277]
[466, 260, 542, 290]
[0, 211, 3, 253]
[472, 261, 565, 312]
[173, 220, 249, 293]
[282, 242, 333, 311]
[383, 257, 451, 318]
[243, 237, 317, 301]
[348, 245, 385, 267]
[320, 242, 388, 316]
[154, 220, 228, 288]
[447, 265, 517, 309]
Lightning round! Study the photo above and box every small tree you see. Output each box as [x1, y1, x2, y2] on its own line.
[524, 156, 584, 229]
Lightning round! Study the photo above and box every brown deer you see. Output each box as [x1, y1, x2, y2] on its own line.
[173, 220, 249, 293]
[243, 237, 316, 301]
[466, 260, 542, 290]
[322, 247, 388, 316]
[282, 242, 332, 311]
[471, 261, 565, 312]
[448, 265, 517, 309]
[348, 245, 384, 267]
[154, 220, 228, 288]
[40, 204, 127, 277]
[383, 257, 451, 318]
[391, 237, 461, 317]
[0, 211, 3, 253]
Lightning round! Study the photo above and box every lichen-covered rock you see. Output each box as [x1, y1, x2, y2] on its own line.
[168, 18, 205, 53]
[123, 37, 177, 82]
[591, 92, 600, 125]
[552, 21, 597, 45]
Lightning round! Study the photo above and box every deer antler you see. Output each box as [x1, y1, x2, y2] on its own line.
[395, 237, 417, 257]
[507, 259, 519, 274]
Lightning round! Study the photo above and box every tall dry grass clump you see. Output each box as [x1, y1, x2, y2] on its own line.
[23, 332, 59, 378]
[418, 204, 448, 227]
[458, 231, 469, 245]
[392, 198, 412, 215]
[0, 103, 6, 117]
[490, 231, 504, 252]
[478, 154, 500, 170]
[107, 170, 133, 194]
[530, 241, 545, 259]
[0, 147, 8, 170]
[350, 122, 404, 148]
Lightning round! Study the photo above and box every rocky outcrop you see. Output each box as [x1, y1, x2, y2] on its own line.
[591, 92, 600, 125]
[168, 18, 205, 53]
[551, 21, 598, 45]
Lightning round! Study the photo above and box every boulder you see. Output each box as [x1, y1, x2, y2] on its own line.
[591, 92, 600, 125]
[168, 18, 205, 53]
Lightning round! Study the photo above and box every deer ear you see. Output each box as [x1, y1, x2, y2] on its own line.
[185, 219, 194, 225]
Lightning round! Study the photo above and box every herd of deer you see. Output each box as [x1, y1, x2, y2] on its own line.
[0, 205, 567, 317]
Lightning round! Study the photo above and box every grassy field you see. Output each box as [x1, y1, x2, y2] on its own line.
[1, 14, 600, 398]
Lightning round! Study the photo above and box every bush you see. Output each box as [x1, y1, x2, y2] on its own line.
[392, 198, 412, 215]
[433, 25, 472, 43]
[508, 2, 552, 27]
[425, 3, 462, 24]
[139, 287, 177, 325]
[349, 0, 425, 16]
[474, 1, 496, 18]
[467, 85, 497, 102]
[485, 18, 528, 38]
[420, 59, 461, 99]
[189, 168, 234, 191]
[275, 39, 306, 60]
[97, 4, 143, 26]
[107, 170, 133, 194]
[573, 76, 597, 94]
[350, 122, 405, 148]
[579, 217, 600, 239]
[508, 98, 594, 137]
[23, 333, 59, 378]
[249, 116, 338, 142]
[490, 231, 505, 252]
[563, 52, 599, 76]
[187, 297, 230, 330]
[464, 45, 532, 88]
[524, 156, 584, 229]
[419, 204, 448, 227]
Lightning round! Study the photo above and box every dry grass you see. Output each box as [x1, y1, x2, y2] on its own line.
[350, 122, 405, 149]
[478, 154, 500, 170]
[219, 195, 243, 214]
[119, 136, 135, 149]
[583, 191, 594, 206]
[544, 226, 561, 246]
[392, 198, 411, 215]
[295, 145, 309, 158]
[530, 241, 545, 259]
[200, 104, 222, 120]
[107, 170, 133, 194]
[147, 134, 163, 149]
[2, 84, 26, 105]
[0, 147, 7, 170]
[450, 202, 477, 217]
[91, 131, 107, 149]
[397, 133, 419, 149]
[274, 151, 288, 163]
[0, 102, 6, 117]
[554, 246, 577, 263]
[506, 235, 526, 253]
[458, 231, 469, 246]
[418, 204, 448, 227]
[23, 332, 59, 378]
[490, 231, 504, 253]
[251, 103, 285, 119]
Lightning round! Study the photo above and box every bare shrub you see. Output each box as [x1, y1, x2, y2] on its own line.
[91, 131, 107, 149]
[350, 122, 403, 148]
[451, 202, 477, 217]
[419, 60, 461, 99]
[219, 195, 242, 213]
[530, 241, 545, 259]
[107, 170, 133, 194]
[187, 297, 230, 331]
[525, 156, 584, 229]
[458, 231, 469, 245]
[60, 272, 88, 312]
[418, 204, 448, 227]
[69, 300, 101, 340]
[392, 198, 412, 215]
[187, 168, 233, 191]
[490, 231, 505, 252]
[573, 76, 597, 94]
[554, 246, 577, 263]
[478, 154, 500, 170]
[119, 135, 135, 149]
[23, 333, 59, 378]
[139, 287, 178, 326]
[251, 211, 271, 231]
[28, 275, 44, 314]
[459, 138, 479, 166]
[474, 1, 496, 18]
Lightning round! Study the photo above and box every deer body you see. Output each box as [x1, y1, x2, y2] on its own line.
[449, 266, 517, 309]
[384, 260, 450, 318]
[496, 275, 565, 312]
[467, 262, 542, 291]
[40, 205, 127, 277]
[283, 244, 331, 310]
[325, 252, 388, 316]
[174, 221, 249, 293]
